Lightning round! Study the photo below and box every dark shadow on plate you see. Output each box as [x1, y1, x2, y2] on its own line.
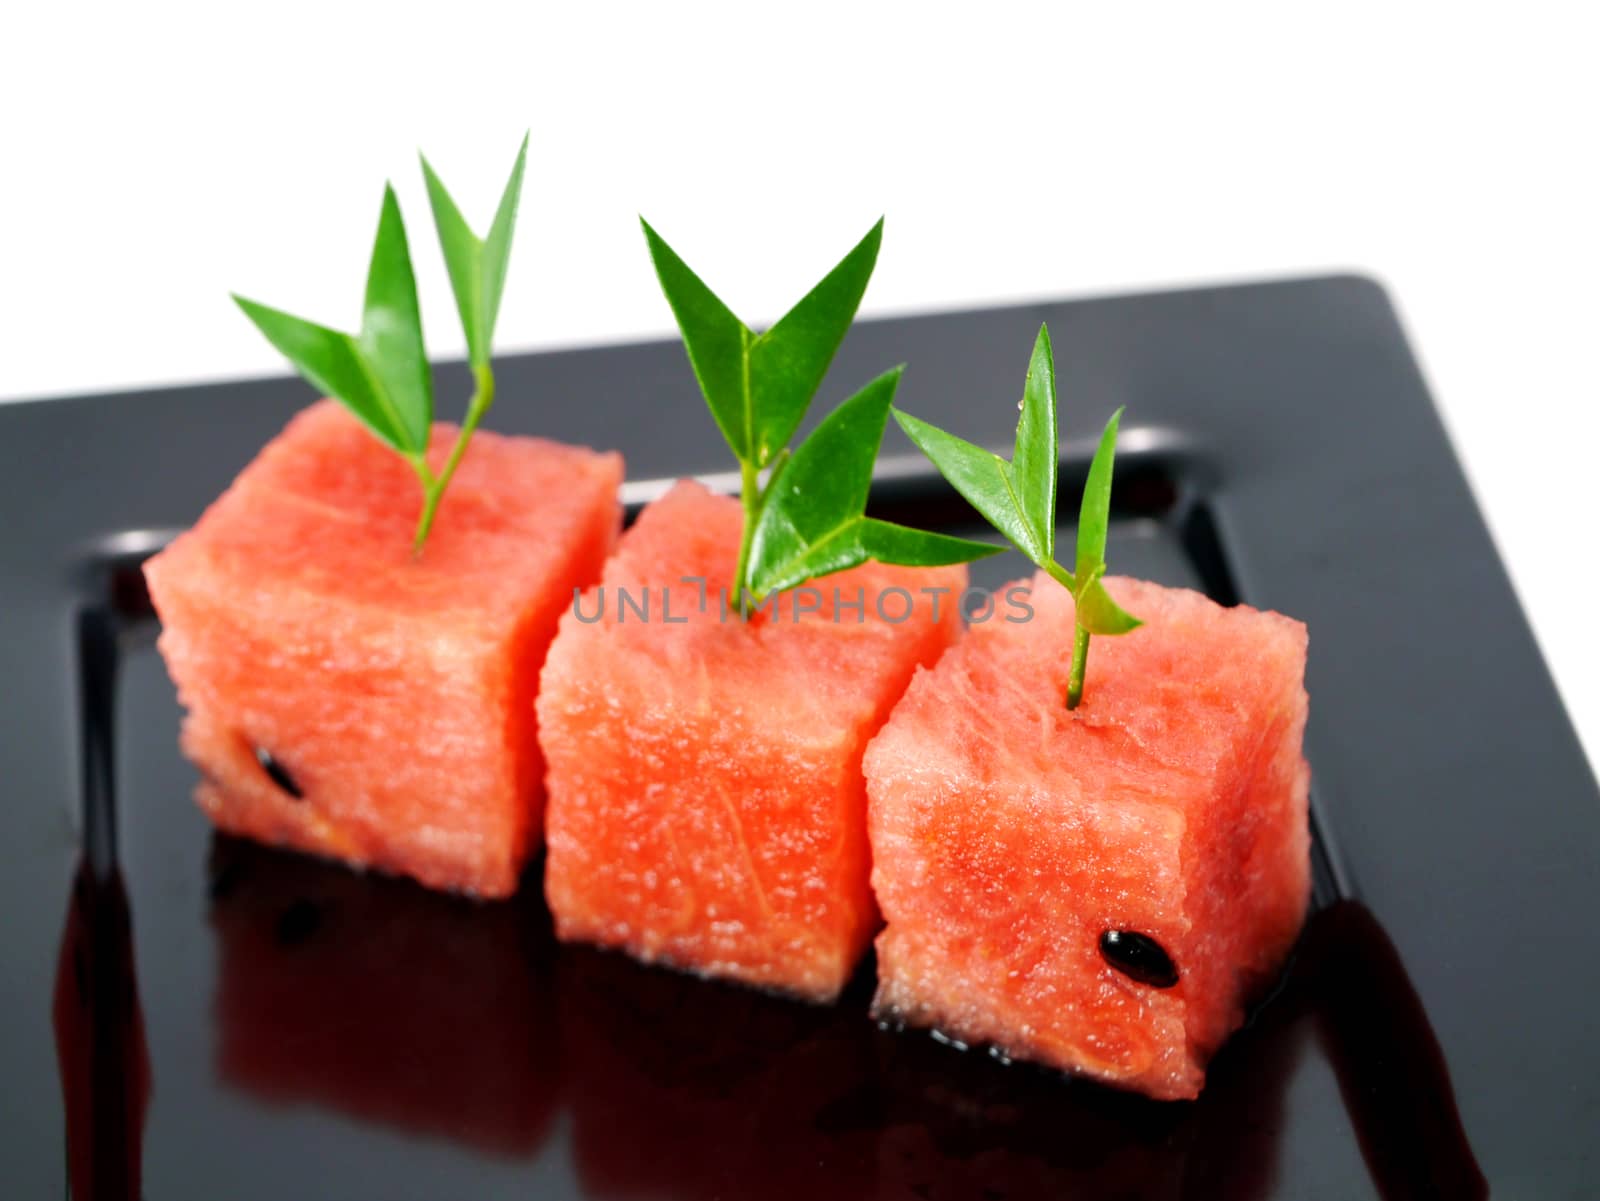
[206, 836, 559, 1157]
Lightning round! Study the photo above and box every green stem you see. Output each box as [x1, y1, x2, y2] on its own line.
[729, 457, 760, 614]
[1066, 621, 1090, 710]
[1041, 559, 1078, 594]
[1041, 559, 1089, 710]
[412, 362, 496, 556]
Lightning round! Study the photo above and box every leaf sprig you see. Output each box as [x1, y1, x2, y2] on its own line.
[642, 219, 998, 609]
[234, 134, 529, 554]
[893, 324, 1141, 708]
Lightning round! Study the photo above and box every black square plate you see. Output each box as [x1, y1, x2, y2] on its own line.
[4, 276, 1596, 1199]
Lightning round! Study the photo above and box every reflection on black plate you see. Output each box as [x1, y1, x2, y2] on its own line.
[53, 859, 150, 1201]
[206, 838, 559, 1156]
[195, 833, 1484, 1201]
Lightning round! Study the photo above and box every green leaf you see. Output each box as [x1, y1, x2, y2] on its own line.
[358, 185, 433, 452]
[1074, 406, 1124, 581]
[479, 134, 527, 358]
[892, 323, 1060, 566]
[1010, 324, 1058, 560]
[640, 218, 753, 463]
[747, 368, 996, 597]
[858, 518, 1002, 566]
[642, 217, 885, 474]
[1070, 411, 1141, 637]
[230, 187, 431, 460]
[1076, 577, 1143, 635]
[747, 218, 882, 467]
[421, 132, 528, 368]
[746, 367, 897, 596]
[891, 408, 1049, 563]
[232, 296, 417, 454]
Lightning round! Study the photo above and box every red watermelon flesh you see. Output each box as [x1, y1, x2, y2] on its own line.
[144, 401, 623, 897]
[865, 572, 1310, 1100]
[538, 479, 968, 1002]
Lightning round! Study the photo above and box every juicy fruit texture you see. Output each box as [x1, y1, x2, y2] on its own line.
[866, 573, 1310, 1100]
[539, 479, 968, 1002]
[145, 401, 623, 897]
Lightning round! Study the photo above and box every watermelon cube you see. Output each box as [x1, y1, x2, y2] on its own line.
[538, 479, 967, 1001]
[144, 401, 623, 897]
[865, 573, 1310, 1099]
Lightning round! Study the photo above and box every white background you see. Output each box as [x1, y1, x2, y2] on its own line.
[3, 3, 1596, 768]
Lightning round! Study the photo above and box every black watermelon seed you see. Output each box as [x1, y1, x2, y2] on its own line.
[1100, 930, 1179, 988]
[254, 747, 304, 799]
[276, 898, 323, 946]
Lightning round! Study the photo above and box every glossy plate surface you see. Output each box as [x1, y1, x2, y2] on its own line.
[4, 277, 1596, 1198]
